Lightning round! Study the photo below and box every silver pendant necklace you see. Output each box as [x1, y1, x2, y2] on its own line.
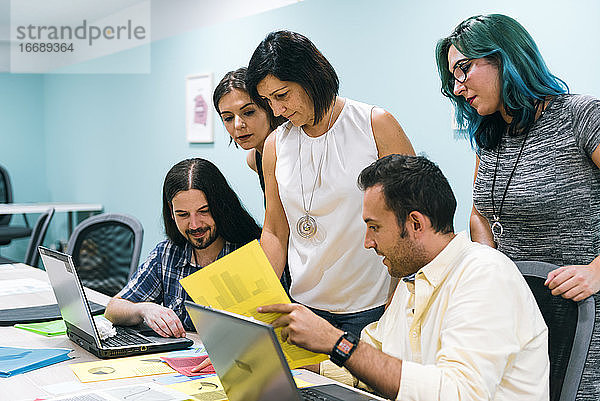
[296, 100, 336, 239]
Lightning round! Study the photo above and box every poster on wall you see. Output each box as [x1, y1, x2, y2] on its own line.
[186, 73, 213, 143]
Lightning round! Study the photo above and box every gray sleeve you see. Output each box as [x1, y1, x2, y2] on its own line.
[570, 94, 600, 157]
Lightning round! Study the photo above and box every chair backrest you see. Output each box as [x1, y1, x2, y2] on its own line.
[515, 261, 595, 401]
[66, 213, 143, 297]
[0, 164, 14, 226]
[24, 208, 55, 267]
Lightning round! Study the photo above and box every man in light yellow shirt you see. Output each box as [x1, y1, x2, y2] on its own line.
[259, 154, 549, 400]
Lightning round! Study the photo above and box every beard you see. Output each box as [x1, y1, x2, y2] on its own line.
[186, 226, 218, 250]
[382, 236, 427, 279]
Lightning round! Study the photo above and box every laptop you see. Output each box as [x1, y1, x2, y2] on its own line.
[39, 246, 193, 359]
[184, 301, 383, 401]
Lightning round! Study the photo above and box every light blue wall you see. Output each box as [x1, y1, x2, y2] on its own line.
[0, 74, 46, 259]
[2, 0, 600, 261]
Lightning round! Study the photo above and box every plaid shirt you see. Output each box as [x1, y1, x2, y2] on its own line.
[118, 239, 241, 330]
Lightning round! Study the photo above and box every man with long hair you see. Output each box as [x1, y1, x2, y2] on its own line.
[105, 158, 260, 338]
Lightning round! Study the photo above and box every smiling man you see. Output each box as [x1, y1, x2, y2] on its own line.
[259, 154, 549, 400]
[105, 158, 260, 338]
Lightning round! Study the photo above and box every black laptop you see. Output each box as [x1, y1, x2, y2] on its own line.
[39, 246, 193, 358]
[185, 301, 383, 401]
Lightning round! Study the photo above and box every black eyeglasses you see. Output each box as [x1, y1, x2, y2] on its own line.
[449, 58, 473, 87]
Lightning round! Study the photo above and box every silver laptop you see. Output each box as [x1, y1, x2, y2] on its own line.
[184, 301, 382, 401]
[39, 246, 193, 358]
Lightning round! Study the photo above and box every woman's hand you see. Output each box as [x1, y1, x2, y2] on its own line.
[545, 260, 600, 301]
[191, 356, 213, 373]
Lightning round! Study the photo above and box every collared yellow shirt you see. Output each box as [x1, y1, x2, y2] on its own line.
[322, 231, 549, 400]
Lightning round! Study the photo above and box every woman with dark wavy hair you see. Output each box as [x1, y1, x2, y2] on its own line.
[213, 68, 291, 291]
[213, 67, 285, 194]
[437, 14, 600, 399]
[245, 30, 415, 336]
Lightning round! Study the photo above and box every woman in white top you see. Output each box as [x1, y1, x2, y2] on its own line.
[245, 31, 415, 335]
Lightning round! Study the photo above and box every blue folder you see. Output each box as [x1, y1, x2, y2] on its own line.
[0, 346, 72, 377]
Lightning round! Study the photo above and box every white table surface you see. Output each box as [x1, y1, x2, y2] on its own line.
[0, 203, 103, 214]
[0, 263, 387, 400]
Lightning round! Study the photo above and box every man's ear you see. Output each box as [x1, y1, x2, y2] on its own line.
[407, 211, 430, 234]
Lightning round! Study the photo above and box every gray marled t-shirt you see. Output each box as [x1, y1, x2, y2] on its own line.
[474, 94, 600, 400]
[474, 94, 600, 266]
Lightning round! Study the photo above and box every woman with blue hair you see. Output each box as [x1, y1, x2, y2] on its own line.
[436, 14, 600, 398]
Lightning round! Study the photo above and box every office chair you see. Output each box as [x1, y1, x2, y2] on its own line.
[515, 261, 595, 401]
[24, 208, 55, 268]
[66, 213, 143, 297]
[0, 208, 55, 266]
[0, 164, 32, 246]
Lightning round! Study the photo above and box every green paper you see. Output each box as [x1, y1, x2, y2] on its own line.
[14, 319, 67, 336]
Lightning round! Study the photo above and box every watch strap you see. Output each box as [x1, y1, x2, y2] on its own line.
[330, 331, 359, 367]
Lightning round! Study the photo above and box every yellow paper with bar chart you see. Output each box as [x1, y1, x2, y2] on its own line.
[180, 240, 327, 368]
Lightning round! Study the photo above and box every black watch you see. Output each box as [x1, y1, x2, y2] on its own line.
[329, 331, 359, 367]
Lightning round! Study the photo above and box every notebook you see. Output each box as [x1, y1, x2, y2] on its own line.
[0, 346, 71, 377]
[0, 301, 105, 326]
[184, 301, 382, 401]
[39, 246, 193, 359]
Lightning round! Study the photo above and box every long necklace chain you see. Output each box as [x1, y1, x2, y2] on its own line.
[490, 101, 544, 245]
[490, 129, 530, 244]
[296, 99, 336, 239]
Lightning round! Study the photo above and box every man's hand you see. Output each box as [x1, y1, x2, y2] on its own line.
[260, 303, 403, 399]
[257, 303, 343, 354]
[138, 302, 186, 338]
[545, 263, 600, 301]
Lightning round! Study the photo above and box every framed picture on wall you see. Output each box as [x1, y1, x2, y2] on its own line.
[185, 73, 213, 143]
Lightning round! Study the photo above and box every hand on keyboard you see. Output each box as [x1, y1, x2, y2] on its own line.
[139, 302, 186, 338]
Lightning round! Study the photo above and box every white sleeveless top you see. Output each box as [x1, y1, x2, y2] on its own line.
[275, 98, 395, 312]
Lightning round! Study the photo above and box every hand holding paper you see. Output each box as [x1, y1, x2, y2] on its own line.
[180, 240, 327, 368]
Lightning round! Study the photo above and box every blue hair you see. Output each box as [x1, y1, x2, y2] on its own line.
[436, 14, 568, 150]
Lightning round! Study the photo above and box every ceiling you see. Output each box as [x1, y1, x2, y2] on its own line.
[0, 0, 300, 72]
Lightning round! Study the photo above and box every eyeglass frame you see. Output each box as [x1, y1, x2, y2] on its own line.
[449, 58, 473, 87]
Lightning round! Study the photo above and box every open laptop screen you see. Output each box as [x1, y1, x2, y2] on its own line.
[185, 301, 301, 401]
[39, 247, 100, 344]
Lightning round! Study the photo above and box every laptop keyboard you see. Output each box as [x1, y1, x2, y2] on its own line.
[101, 327, 150, 347]
[300, 388, 340, 401]
[300, 385, 379, 401]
